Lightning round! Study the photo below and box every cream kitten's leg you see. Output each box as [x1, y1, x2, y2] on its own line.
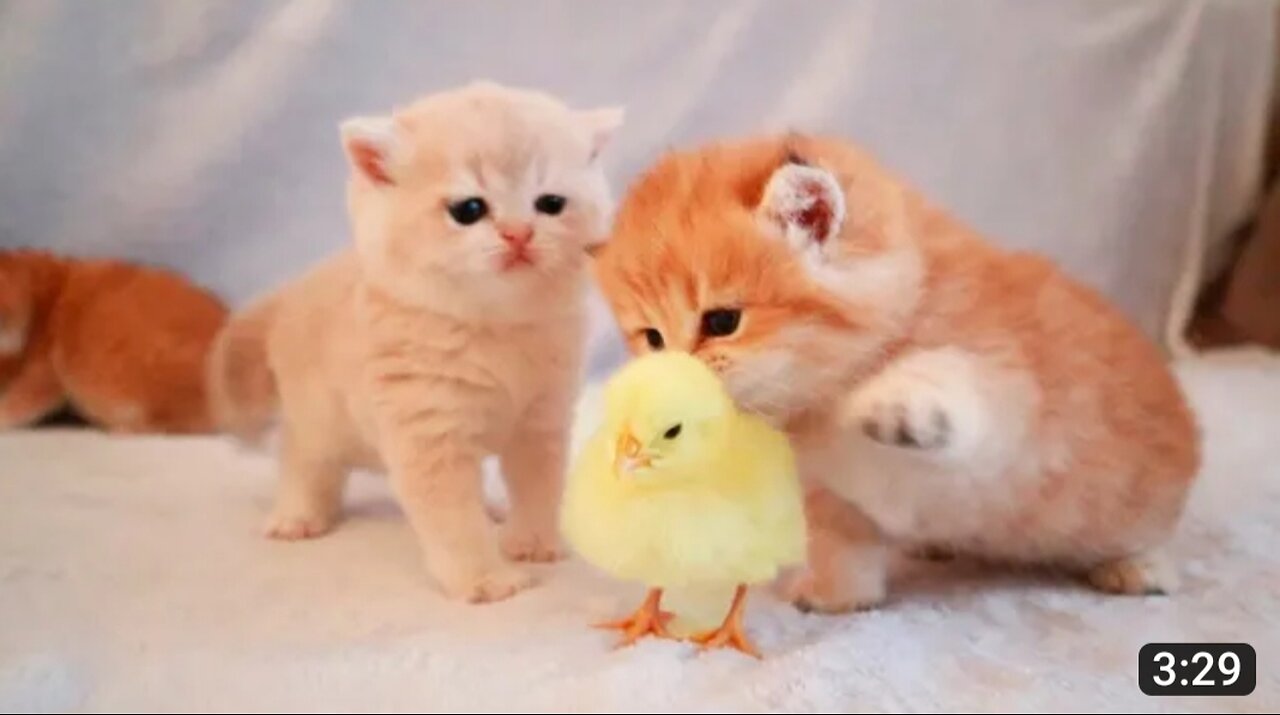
[498, 397, 569, 562]
[1086, 547, 1178, 595]
[386, 439, 534, 603]
[264, 428, 347, 540]
[843, 346, 1028, 468]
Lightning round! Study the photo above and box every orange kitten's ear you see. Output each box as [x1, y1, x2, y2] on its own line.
[756, 157, 846, 259]
[579, 106, 625, 161]
[340, 116, 400, 187]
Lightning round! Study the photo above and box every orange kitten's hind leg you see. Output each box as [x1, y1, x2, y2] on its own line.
[264, 428, 348, 540]
[0, 353, 64, 429]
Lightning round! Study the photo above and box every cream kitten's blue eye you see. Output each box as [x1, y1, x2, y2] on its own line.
[448, 197, 488, 225]
[534, 194, 567, 216]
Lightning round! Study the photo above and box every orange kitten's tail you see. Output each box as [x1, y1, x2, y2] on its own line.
[206, 296, 278, 446]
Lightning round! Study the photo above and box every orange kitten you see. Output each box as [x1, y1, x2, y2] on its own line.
[592, 134, 1200, 612]
[0, 249, 227, 433]
[207, 81, 624, 603]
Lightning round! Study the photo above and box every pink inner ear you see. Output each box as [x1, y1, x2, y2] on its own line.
[792, 178, 834, 243]
[349, 141, 393, 186]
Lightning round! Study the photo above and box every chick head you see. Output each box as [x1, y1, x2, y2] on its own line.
[601, 350, 736, 486]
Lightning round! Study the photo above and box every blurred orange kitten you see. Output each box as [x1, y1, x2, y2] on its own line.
[208, 81, 623, 603]
[0, 249, 226, 433]
[592, 134, 1200, 612]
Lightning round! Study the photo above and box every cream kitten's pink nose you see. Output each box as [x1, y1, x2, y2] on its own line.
[498, 223, 533, 248]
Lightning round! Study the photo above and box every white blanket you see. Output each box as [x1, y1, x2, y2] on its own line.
[1, 349, 1277, 712]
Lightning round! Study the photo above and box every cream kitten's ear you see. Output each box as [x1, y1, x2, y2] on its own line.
[757, 155, 846, 259]
[579, 106, 625, 161]
[340, 115, 400, 187]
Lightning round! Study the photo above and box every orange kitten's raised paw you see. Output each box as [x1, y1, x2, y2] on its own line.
[499, 524, 565, 562]
[845, 349, 986, 454]
[444, 564, 538, 604]
[263, 512, 336, 540]
[1087, 550, 1177, 595]
[854, 396, 951, 450]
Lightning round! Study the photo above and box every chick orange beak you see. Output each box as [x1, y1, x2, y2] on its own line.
[614, 430, 650, 476]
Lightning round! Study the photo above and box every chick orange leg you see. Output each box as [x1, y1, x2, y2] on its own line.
[593, 587, 675, 647]
[688, 584, 761, 659]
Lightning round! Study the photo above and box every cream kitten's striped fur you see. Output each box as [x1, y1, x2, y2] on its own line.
[593, 134, 1201, 612]
[207, 82, 623, 603]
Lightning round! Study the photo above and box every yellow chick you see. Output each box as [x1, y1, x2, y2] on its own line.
[560, 350, 807, 658]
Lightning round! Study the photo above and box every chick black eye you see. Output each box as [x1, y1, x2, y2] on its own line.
[700, 308, 741, 338]
[642, 328, 664, 351]
[534, 194, 567, 216]
[447, 197, 488, 226]
[664, 423, 682, 440]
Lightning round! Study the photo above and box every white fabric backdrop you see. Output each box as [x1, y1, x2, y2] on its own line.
[0, 0, 1273, 376]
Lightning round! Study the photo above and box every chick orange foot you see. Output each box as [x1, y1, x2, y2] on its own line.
[688, 584, 761, 659]
[594, 588, 675, 648]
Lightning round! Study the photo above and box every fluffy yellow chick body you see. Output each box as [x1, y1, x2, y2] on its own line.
[560, 351, 807, 657]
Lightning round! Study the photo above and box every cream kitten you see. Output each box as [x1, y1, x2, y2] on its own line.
[207, 81, 624, 603]
[593, 133, 1200, 612]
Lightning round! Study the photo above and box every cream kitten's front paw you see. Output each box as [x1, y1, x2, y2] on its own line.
[439, 562, 538, 604]
[262, 509, 336, 540]
[499, 522, 565, 563]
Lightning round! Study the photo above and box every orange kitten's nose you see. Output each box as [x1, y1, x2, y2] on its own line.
[498, 223, 533, 248]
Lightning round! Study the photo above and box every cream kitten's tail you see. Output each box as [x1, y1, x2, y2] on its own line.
[206, 295, 279, 446]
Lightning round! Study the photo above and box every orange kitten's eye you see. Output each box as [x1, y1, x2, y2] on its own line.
[700, 309, 741, 338]
[642, 328, 664, 350]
